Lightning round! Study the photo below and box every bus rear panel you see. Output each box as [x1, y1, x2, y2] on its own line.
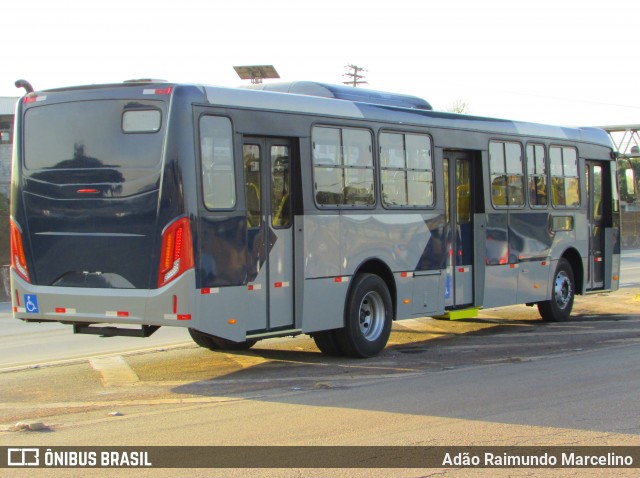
[11, 83, 199, 333]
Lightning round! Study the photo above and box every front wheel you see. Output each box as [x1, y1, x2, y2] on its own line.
[537, 258, 575, 322]
[188, 329, 257, 351]
[335, 273, 393, 358]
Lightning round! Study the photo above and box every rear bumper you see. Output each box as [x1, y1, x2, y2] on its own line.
[10, 269, 196, 328]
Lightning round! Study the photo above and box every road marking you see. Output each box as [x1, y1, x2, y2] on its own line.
[89, 356, 139, 387]
[224, 353, 269, 369]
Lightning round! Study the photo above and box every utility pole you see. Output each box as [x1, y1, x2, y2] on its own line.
[343, 64, 368, 87]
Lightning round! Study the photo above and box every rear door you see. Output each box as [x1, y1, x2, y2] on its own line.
[443, 151, 475, 307]
[586, 160, 605, 290]
[243, 137, 295, 332]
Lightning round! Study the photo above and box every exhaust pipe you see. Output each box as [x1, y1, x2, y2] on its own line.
[15, 79, 34, 94]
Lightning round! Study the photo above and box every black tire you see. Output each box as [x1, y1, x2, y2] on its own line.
[537, 258, 575, 322]
[335, 273, 393, 358]
[188, 328, 257, 351]
[311, 330, 344, 356]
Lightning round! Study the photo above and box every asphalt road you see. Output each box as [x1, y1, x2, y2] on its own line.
[0, 253, 638, 477]
[0, 302, 191, 370]
[1, 314, 639, 477]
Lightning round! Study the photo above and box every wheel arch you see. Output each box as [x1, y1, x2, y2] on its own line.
[560, 247, 584, 295]
[351, 258, 397, 320]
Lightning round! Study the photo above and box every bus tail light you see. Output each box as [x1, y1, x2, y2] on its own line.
[158, 217, 194, 288]
[10, 219, 30, 283]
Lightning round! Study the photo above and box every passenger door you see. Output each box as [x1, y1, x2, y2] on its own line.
[243, 137, 295, 332]
[586, 161, 605, 290]
[444, 151, 475, 307]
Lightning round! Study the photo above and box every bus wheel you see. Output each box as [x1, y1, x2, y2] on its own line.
[188, 329, 257, 351]
[336, 273, 392, 358]
[537, 258, 575, 322]
[311, 330, 344, 356]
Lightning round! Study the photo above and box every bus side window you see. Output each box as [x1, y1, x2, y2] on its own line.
[550, 146, 580, 208]
[490, 140, 524, 207]
[380, 132, 433, 207]
[490, 141, 507, 206]
[244, 144, 261, 228]
[313, 127, 343, 205]
[526, 144, 548, 207]
[312, 126, 375, 207]
[271, 145, 291, 228]
[343, 128, 374, 206]
[200, 116, 236, 210]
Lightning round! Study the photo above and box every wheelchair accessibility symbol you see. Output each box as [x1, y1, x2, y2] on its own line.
[24, 295, 39, 314]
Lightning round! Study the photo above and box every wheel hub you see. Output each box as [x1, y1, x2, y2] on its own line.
[554, 271, 572, 309]
[358, 292, 385, 341]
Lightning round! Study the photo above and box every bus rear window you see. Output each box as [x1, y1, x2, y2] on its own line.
[24, 100, 165, 170]
[122, 109, 161, 133]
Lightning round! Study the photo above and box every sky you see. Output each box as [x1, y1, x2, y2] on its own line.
[2, 0, 639, 127]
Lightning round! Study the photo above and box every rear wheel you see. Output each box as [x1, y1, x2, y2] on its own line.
[537, 258, 575, 322]
[311, 330, 344, 356]
[335, 273, 393, 358]
[188, 329, 257, 351]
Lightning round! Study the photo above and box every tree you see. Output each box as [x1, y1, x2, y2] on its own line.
[446, 99, 470, 114]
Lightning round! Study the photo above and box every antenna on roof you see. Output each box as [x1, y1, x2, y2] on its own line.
[233, 65, 280, 85]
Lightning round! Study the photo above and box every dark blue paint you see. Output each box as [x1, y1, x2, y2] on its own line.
[486, 212, 555, 265]
[198, 215, 248, 287]
[415, 214, 448, 271]
[16, 87, 201, 289]
[509, 212, 554, 261]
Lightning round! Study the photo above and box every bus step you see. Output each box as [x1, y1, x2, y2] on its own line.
[73, 323, 160, 338]
[584, 289, 611, 295]
[433, 307, 480, 321]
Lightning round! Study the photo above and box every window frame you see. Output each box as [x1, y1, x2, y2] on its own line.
[24, 100, 165, 170]
[311, 124, 376, 209]
[198, 114, 237, 211]
[270, 144, 292, 229]
[121, 108, 162, 134]
[379, 129, 435, 209]
[549, 144, 581, 209]
[525, 142, 549, 209]
[489, 139, 525, 209]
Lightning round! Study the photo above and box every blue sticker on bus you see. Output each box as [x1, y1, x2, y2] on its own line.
[445, 275, 451, 299]
[24, 295, 39, 314]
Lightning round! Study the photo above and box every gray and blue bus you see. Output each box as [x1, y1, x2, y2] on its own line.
[10, 80, 620, 357]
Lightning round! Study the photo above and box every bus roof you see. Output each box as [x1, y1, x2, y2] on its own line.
[29, 80, 613, 150]
[202, 83, 613, 149]
[244, 81, 433, 110]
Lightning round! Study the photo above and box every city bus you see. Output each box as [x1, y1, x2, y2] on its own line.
[9, 80, 621, 357]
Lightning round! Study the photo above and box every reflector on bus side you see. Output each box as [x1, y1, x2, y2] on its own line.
[143, 87, 172, 95]
[106, 311, 130, 317]
[23, 95, 46, 104]
[55, 308, 77, 314]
